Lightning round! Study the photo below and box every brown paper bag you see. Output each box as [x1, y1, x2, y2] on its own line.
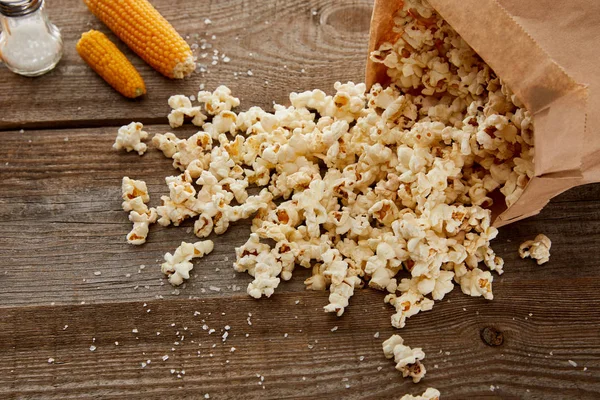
[366, 0, 599, 227]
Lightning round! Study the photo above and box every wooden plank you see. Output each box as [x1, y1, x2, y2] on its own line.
[1, 124, 600, 307]
[0, 289, 599, 399]
[1, 125, 600, 398]
[0, 0, 373, 130]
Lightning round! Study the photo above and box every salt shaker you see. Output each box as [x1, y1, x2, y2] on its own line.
[0, 0, 63, 76]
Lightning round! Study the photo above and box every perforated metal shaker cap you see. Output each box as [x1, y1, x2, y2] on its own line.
[0, 0, 43, 17]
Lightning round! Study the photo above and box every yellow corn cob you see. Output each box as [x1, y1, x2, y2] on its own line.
[77, 30, 146, 98]
[83, 0, 195, 79]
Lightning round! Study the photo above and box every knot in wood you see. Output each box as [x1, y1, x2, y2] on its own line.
[480, 326, 504, 346]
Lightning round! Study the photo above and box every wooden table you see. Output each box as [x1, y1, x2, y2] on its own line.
[1, 1, 599, 399]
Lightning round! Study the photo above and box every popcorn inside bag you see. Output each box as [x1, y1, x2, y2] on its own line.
[117, 0, 553, 388]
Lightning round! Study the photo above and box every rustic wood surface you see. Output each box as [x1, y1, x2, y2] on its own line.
[1, 0, 599, 399]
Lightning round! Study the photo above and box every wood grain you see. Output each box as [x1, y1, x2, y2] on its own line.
[1, 0, 600, 397]
[1, 124, 600, 398]
[0, 289, 599, 400]
[0, 0, 373, 131]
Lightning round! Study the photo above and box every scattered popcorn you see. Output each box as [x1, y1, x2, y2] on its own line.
[113, 122, 148, 155]
[400, 388, 441, 400]
[519, 234, 551, 265]
[161, 241, 215, 285]
[382, 335, 427, 383]
[117, 0, 541, 391]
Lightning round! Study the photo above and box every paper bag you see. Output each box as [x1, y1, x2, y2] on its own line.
[366, 0, 599, 227]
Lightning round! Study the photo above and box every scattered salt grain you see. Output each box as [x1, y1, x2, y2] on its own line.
[331, 326, 338, 332]
[48, 358, 54, 364]
[568, 360, 578, 367]
[89, 345, 96, 352]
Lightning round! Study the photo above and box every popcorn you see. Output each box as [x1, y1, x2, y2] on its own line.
[247, 250, 282, 299]
[324, 275, 362, 316]
[121, 177, 156, 244]
[113, 122, 148, 155]
[172, 132, 213, 173]
[233, 233, 270, 276]
[117, 0, 540, 390]
[167, 95, 207, 128]
[127, 208, 157, 245]
[385, 290, 434, 329]
[161, 240, 214, 285]
[455, 268, 494, 300]
[152, 132, 181, 158]
[519, 234, 551, 265]
[121, 177, 150, 212]
[382, 335, 427, 383]
[156, 195, 198, 227]
[400, 388, 441, 400]
[197, 85, 240, 115]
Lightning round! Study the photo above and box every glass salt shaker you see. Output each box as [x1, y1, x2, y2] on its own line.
[0, 0, 63, 76]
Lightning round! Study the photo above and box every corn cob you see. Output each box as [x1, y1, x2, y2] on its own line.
[77, 30, 146, 98]
[83, 0, 195, 79]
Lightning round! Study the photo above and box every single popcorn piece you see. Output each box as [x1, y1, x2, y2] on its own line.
[127, 208, 157, 245]
[400, 388, 441, 400]
[167, 95, 207, 128]
[152, 132, 181, 158]
[456, 268, 494, 300]
[121, 177, 150, 212]
[385, 290, 434, 329]
[519, 234, 551, 265]
[113, 122, 148, 155]
[382, 334, 427, 383]
[161, 240, 214, 286]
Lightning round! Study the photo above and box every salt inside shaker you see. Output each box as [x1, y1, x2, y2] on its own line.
[0, 0, 63, 76]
